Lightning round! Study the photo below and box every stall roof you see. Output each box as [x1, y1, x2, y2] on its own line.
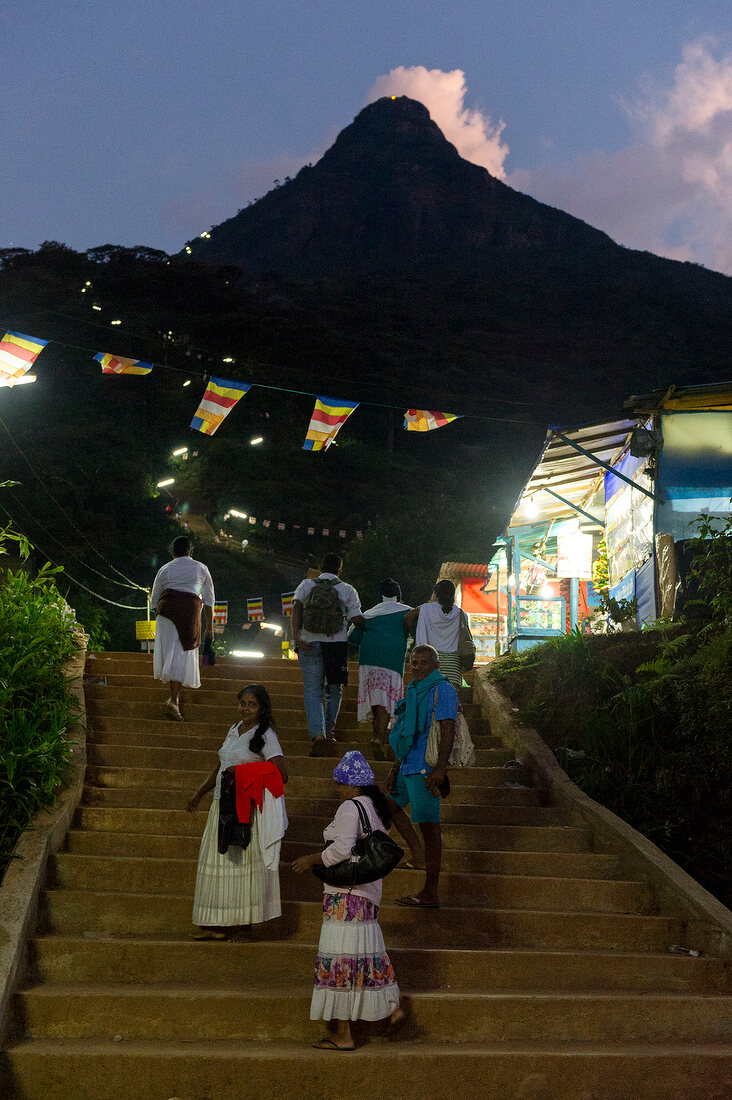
[509, 418, 637, 530]
[440, 562, 491, 579]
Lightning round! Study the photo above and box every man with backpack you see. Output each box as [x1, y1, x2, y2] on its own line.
[292, 553, 362, 756]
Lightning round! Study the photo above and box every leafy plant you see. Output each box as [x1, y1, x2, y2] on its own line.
[0, 521, 81, 881]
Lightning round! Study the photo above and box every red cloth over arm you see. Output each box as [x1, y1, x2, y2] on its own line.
[234, 761, 284, 823]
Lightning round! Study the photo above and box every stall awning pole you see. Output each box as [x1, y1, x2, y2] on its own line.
[555, 433, 661, 503]
[539, 488, 604, 527]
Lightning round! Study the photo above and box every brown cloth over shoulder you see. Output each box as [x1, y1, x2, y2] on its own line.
[156, 589, 203, 651]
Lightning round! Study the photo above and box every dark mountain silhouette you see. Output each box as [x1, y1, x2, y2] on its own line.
[182, 95, 731, 425]
[185, 96, 618, 273]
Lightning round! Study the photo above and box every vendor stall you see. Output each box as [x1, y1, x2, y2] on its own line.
[443, 382, 732, 656]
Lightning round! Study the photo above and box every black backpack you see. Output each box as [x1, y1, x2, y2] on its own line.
[302, 578, 344, 635]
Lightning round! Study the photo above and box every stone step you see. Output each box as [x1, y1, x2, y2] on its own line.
[19, 985, 732, 1044]
[50, 854, 650, 913]
[83, 761, 517, 792]
[42, 891, 690, 952]
[85, 727, 509, 762]
[71, 809, 588, 851]
[76, 798, 557, 827]
[35, 937, 730, 995]
[84, 696, 487, 726]
[7, 1038, 730, 1100]
[65, 830, 602, 871]
[6, 1038, 732, 1100]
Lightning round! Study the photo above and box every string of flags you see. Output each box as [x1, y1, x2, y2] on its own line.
[1, 329, 463, 441]
[247, 597, 264, 622]
[281, 592, 295, 617]
[213, 601, 228, 634]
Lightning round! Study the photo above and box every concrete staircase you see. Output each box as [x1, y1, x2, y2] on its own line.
[5, 652, 732, 1099]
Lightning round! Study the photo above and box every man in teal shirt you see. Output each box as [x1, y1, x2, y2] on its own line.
[387, 645, 457, 908]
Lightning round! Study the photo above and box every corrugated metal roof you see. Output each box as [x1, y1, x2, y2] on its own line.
[439, 562, 491, 578]
[509, 418, 636, 529]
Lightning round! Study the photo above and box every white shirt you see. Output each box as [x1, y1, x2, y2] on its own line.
[320, 796, 386, 904]
[214, 722, 284, 799]
[415, 600, 461, 652]
[293, 572, 361, 643]
[150, 556, 215, 607]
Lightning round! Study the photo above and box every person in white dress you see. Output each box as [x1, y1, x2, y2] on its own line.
[405, 579, 463, 690]
[150, 535, 215, 720]
[292, 751, 402, 1050]
[186, 684, 288, 941]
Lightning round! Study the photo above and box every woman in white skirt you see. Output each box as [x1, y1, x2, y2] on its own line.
[292, 751, 402, 1050]
[150, 535, 215, 720]
[186, 684, 288, 940]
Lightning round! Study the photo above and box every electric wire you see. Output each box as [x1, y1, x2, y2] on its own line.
[0, 415, 147, 590]
[0, 505, 148, 611]
[1, 492, 150, 593]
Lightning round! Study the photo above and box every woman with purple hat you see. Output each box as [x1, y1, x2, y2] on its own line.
[292, 750, 402, 1050]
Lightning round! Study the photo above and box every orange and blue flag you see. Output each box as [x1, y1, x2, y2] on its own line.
[191, 377, 250, 435]
[0, 331, 48, 385]
[403, 409, 461, 432]
[95, 353, 153, 375]
[281, 592, 295, 617]
[303, 396, 359, 451]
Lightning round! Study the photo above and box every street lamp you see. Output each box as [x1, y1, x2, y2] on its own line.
[0, 374, 36, 388]
[250, 437, 264, 446]
[172, 447, 188, 457]
[157, 478, 175, 488]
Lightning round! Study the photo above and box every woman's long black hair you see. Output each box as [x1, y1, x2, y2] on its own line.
[237, 684, 277, 755]
[356, 784, 393, 830]
[433, 578, 456, 613]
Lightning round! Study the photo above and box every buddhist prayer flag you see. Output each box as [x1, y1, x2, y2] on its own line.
[95, 353, 152, 375]
[403, 409, 461, 432]
[338, 529, 346, 538]
[213, 601, 228, 634]
[0, 331, 48, 385]
[303, 396, 359, 451]
[281, 592, 295, 617]
[307, 527, 315, 535]
[247, 597, 264, 622]
[190, 377, 250, 435]
[277, 523, 285, 531]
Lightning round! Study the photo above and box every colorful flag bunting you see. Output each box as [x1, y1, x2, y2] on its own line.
[0, 331, 48, 386]
[277, 523, 285, 531]
[190, 376, 250, 435]
[338, 529, 346, 538]
[248, 516, 256, 524]
[356, 530, 363, 539]
[281, 592, 295, 617]
[307, 527, 315, 535]
[322, 528, 329, 536]
[247, 597, 264, 622]
[403, 409, 461, 432]
[303, 396, 359, 451]
[94, 352, 152, 375]
[263, 520, 271, 528]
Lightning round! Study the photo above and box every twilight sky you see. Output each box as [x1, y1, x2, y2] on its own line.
[2, 1, 731, 272]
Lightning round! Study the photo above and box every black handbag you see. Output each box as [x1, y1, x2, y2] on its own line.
[457, 609, 476, 671]
[312, 799, 404, 888]
[202, 637, 216, 666]
[217, 771, 252, 855]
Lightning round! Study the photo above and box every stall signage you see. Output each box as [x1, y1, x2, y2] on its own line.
[135, 620, 156, 641]
[557, 533, 593, 579]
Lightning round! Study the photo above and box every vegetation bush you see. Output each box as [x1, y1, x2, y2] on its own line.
[0, 520, 83, 883]
[488, 515, 732, 908]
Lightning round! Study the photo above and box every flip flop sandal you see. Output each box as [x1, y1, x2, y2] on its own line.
[395, 894, 440, 909]
[312, 1038, 356, 1051]
[193, 929, 227, 940]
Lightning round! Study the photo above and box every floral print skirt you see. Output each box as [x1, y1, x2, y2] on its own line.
[310, 892, 400, 1022]
[357, 665, 404, 722]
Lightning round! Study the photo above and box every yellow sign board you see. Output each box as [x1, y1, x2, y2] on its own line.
[136, 619, 156, 641]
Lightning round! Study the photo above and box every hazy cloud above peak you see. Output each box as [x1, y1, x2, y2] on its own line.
[511, 41, 732, 274]
[367, 66, 509, 179]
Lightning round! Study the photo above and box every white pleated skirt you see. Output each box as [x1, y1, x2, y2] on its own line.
[310, 892, 400, 1022]
[192, 798, 281, 927]
[153, 615, 201, 688]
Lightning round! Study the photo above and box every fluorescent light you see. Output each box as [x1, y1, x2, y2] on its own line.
[229, 509, 248, 519]
[92, 305, 102, 311]
[525, 497, 539, 518]
[250, 436, 264, 446]
[222, 357, 234, 363]
[0, 374, 37, 388]
[508, 574, 516, 588]
[172, 447, 188, 456]
[157, 478, 175, 488]
[230, 650, 265, 658]
[260, 623, 283, 634]
[183, 379, 191, 387]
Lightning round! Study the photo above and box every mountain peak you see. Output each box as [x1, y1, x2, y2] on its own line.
[184, 96, 615, 274]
